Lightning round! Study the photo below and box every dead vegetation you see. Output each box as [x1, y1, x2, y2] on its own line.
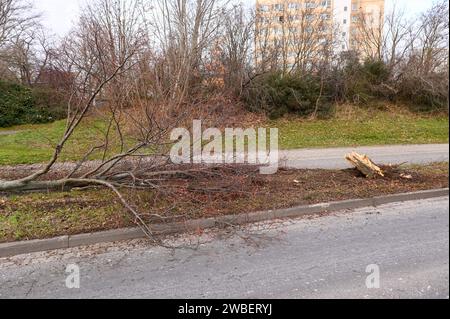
[346, 152, 385, 178]
[0, 162, 448, 243]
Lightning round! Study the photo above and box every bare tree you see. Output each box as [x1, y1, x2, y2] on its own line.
[0, 0, 40, 45]
[254, 4, 282, 72]
[396, 0, 449, 109]
[149, 0, 225, 102]
[353, 3, 417, 71]
[1, 25, 56, 85]
[383, 5, 416, 72]
[219, 4, 254, 95]
[414, 0, 449, 75]
[0, 0, 45, 83]
[353, 7, 385, 61]
[0, 0, 183, 239]
[285, 1, 335, 73]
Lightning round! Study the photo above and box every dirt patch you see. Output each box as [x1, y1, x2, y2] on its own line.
[0, 163, 448, 243]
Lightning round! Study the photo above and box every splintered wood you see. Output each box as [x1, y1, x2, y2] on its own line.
[346, 152, 385, 178]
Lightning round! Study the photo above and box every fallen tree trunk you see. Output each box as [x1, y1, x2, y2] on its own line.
[346, 152, 385, 178]
[0, 178, 111, 192]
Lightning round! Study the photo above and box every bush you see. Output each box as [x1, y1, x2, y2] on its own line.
[242, 59, 395, 119]
[31, 87, 68, 121]
[397, 72, 449, 113]
[334, 58, 392, 104]
[0, 80, 66, 127]
[243, 56, 448, 118]
[242, 72, 333, 119]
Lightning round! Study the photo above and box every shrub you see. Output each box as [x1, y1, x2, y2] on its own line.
[0, 80, 66, 127]
[242, 72, 333, 119]
[30, 86, 68, 122]
[335, 58, 392, 104]
[397, 72, 449, 113]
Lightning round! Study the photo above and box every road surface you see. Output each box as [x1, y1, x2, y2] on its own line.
[0, 197, 448, 299]
[280, 144, 449, 169]
[0, 144, 448, 173]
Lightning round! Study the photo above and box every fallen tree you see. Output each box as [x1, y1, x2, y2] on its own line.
[0, 0, 251, 245]
[0, 0, 181, 241]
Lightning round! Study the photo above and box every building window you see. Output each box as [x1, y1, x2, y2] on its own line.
[273, 3, 284, 11]
[343, 19, 347, 24]
[320, 13, 331, 20]
[344, 6, 348, 11]
[319, 37, 328, 45]
[352, 4, 358, 11]
[305, 14, 315, 21]
[321, 0, 331, 8]
[259, 5, 270, 12]
[288, 2, 301, 10]
[305, 1, 317, 9]
[273, 27, 283, 36]
[342, 32, 347, 37]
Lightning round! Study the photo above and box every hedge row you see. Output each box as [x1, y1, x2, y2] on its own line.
[0, 80, 67, 127]
[242, 59, 448, 119]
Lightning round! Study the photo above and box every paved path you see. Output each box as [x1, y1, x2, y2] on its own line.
[0, 131, 19, 136]
[0, 144, 448, 174]
[280, 144, 449, 169]
[1, 197, 448, 299]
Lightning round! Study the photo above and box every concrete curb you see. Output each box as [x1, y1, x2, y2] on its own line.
[1, 188, 448, 258]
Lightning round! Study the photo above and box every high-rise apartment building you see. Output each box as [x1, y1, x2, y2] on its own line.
[255, 0, 385, 67]
[335, 0, 385, 51]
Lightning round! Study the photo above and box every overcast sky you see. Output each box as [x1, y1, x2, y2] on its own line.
[32, 0, 435, 37]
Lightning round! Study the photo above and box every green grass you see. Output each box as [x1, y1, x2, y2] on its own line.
[0, 109, 448, 165]
[0, 118, 134, 165]
[274, 111, 449, 149]
[0, 190, 126, 241]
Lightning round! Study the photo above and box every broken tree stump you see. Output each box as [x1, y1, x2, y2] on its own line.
[346, 152, 385, 178]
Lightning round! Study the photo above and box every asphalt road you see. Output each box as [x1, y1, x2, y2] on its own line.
[0, 197, 448, 299]
[0, 144, 447, 176]
[280, 144, 449, 169]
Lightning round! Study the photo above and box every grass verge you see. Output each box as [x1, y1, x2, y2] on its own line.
[274, 108, 449, 149]
[0, 118, 130, 165]
[0, 108, 448, 165]
[0, 163, 448, 243]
